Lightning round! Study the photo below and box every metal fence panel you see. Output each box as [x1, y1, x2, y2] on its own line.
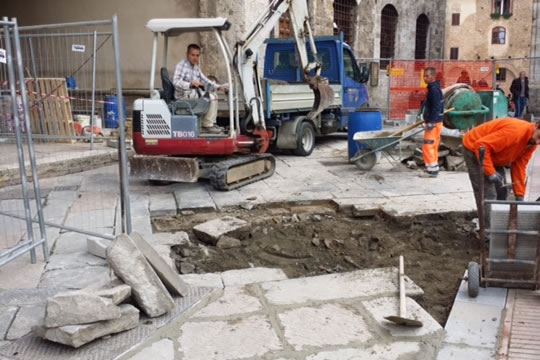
[0, 16, 130, 268]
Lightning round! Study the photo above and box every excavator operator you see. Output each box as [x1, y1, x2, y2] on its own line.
[172, 43, 228, 134]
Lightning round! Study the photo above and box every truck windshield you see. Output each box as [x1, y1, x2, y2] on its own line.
[344, 49, 360, 82]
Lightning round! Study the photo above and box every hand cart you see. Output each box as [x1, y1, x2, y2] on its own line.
[466, 147, 540, 297]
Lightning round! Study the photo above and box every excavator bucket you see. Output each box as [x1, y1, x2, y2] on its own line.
[129, 155, 200, 182]
[306, 75, 334, 120]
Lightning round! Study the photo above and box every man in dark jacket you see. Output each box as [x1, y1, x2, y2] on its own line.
[510, 71, 529, 118]
[422, 67, 444, 176]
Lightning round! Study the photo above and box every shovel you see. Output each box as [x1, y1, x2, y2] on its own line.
[384, 255, 423, 327]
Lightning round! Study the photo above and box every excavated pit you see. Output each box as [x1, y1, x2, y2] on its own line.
[152, 203, 480, 325]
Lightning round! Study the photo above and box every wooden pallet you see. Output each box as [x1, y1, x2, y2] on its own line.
[25, 78, 75, 137]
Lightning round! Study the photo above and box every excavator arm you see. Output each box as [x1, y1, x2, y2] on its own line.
[235, 0, 334, 129]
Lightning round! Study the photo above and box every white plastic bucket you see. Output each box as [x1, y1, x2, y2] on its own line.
[74, 114, 102, 128]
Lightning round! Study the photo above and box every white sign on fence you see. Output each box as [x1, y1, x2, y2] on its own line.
[0, 49, 6, 64]
[72, 44, 86, 53]
[480, 66, 489, 72]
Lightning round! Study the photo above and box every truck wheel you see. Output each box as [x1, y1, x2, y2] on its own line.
[293, 121, 315, 156]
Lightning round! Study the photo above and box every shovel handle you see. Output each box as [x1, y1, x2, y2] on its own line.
[390, 107, 456, 137]
[399, 255, 406, 318]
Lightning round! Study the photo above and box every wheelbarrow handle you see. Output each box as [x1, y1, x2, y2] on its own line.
[390, 107, 455, 137]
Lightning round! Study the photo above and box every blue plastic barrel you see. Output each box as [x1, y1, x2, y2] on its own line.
[104, 96, 127, 128]
[65, 76, 77, 89]
[347, 109, 382, 159]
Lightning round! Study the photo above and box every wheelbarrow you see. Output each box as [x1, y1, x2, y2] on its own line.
[350, 108, 456, 171]
[466, 147, 540, 297]
[350, 122, 425, 171]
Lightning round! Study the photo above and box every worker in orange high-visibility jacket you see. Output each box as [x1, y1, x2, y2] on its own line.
[422, 67, 444, 176]
[463, 118, 540, 228]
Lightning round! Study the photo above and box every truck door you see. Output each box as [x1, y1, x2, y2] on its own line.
[342, 49, 368, 110]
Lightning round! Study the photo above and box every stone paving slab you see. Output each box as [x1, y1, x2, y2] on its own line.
[38, 266, 110, 289]
[436, 344, 495, 360]
[261, 268, 423, 306]
[361, 296, 443, 337]
[45, 252, 107, 271]
[0, 308, 17, 340]
[149, 193, 177, 217]
[174, 185, 216, 211]
[0, 257, 46, 290]
[64, 208, 116, 230]
[126, 338, 174, 360]
[443, 301, 503, 349]
[193, 286, 261, 318]
[177, 315, 283, 360]
[221, 267, 288, 287]
[179, 273, 224, 288]
[307, 342, 422, 360]
[278, 303, 372, 351]
[6, 304, 45, 340]
[0, 288, 62, 307]
[52, 232, 88, 254]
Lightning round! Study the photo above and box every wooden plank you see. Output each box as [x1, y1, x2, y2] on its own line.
[39, 79, 56, 135]
[498, 289, 516, 359]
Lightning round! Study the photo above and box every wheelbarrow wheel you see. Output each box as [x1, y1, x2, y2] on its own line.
[467, 262, 480, 298]
[354, 150, 377, 171]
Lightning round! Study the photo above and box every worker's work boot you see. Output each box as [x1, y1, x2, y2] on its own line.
[202, 126, 223, 134]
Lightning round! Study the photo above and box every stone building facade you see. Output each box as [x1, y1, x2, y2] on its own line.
[1, 0, 445, 114]
[445, 0, 533, 95]
[529, 0, 540, 114]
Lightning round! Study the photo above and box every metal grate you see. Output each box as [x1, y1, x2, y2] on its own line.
[415, 15, 430, 60]
[144, 114, 171, 136]
[333, 0, 355, 45]
[380, 4, 398, 68]
[0, 287, 215, 360]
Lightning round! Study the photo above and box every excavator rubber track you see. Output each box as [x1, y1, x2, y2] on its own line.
[209, 153, 276, 191]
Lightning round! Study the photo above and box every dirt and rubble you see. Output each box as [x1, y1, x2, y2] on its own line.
[152, 204, 481, 325]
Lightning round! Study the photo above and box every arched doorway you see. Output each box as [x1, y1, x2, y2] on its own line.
[380, 4, 398, 68]
[415, 14, 430, 60]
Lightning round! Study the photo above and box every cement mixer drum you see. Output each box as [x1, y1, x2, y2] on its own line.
[443, 84, 488, 130]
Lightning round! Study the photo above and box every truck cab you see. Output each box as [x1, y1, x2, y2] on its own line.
[263, 36, 369, 131]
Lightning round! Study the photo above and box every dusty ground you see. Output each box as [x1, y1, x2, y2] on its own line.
[153, 204, 480, 325]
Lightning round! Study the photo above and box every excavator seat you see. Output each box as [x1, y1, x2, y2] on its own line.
[160, 67, 210, 116]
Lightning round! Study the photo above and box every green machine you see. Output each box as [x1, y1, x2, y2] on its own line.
[477, 90, 509, 121]
[443, 86, 490, 130]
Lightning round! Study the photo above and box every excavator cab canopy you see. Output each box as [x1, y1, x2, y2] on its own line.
[145, 18, 231, 36]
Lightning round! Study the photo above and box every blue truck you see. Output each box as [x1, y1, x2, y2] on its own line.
[218, 35, 369, 156]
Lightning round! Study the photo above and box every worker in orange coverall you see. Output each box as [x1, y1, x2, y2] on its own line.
[463, 118, 540, 228]
[422, 67, 444, 176]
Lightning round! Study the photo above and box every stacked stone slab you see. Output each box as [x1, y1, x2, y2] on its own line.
[106, 234, 175, 317]
[33, 304, 139, 348]
[33, 232, 190, 348]
[32, 281, 136, 348]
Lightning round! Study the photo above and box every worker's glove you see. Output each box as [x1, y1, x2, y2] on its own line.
[488, 173, 507, 200]
[487, 173, 504, 185]
[515, 196, 524, 201]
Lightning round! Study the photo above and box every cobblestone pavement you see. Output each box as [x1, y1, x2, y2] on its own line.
[0, 135, 538, 359]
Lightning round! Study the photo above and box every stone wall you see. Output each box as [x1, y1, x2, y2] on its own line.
[353, 0, 446, 116]
[529, 1, 540, 115]
[445, 0, 533, 60]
